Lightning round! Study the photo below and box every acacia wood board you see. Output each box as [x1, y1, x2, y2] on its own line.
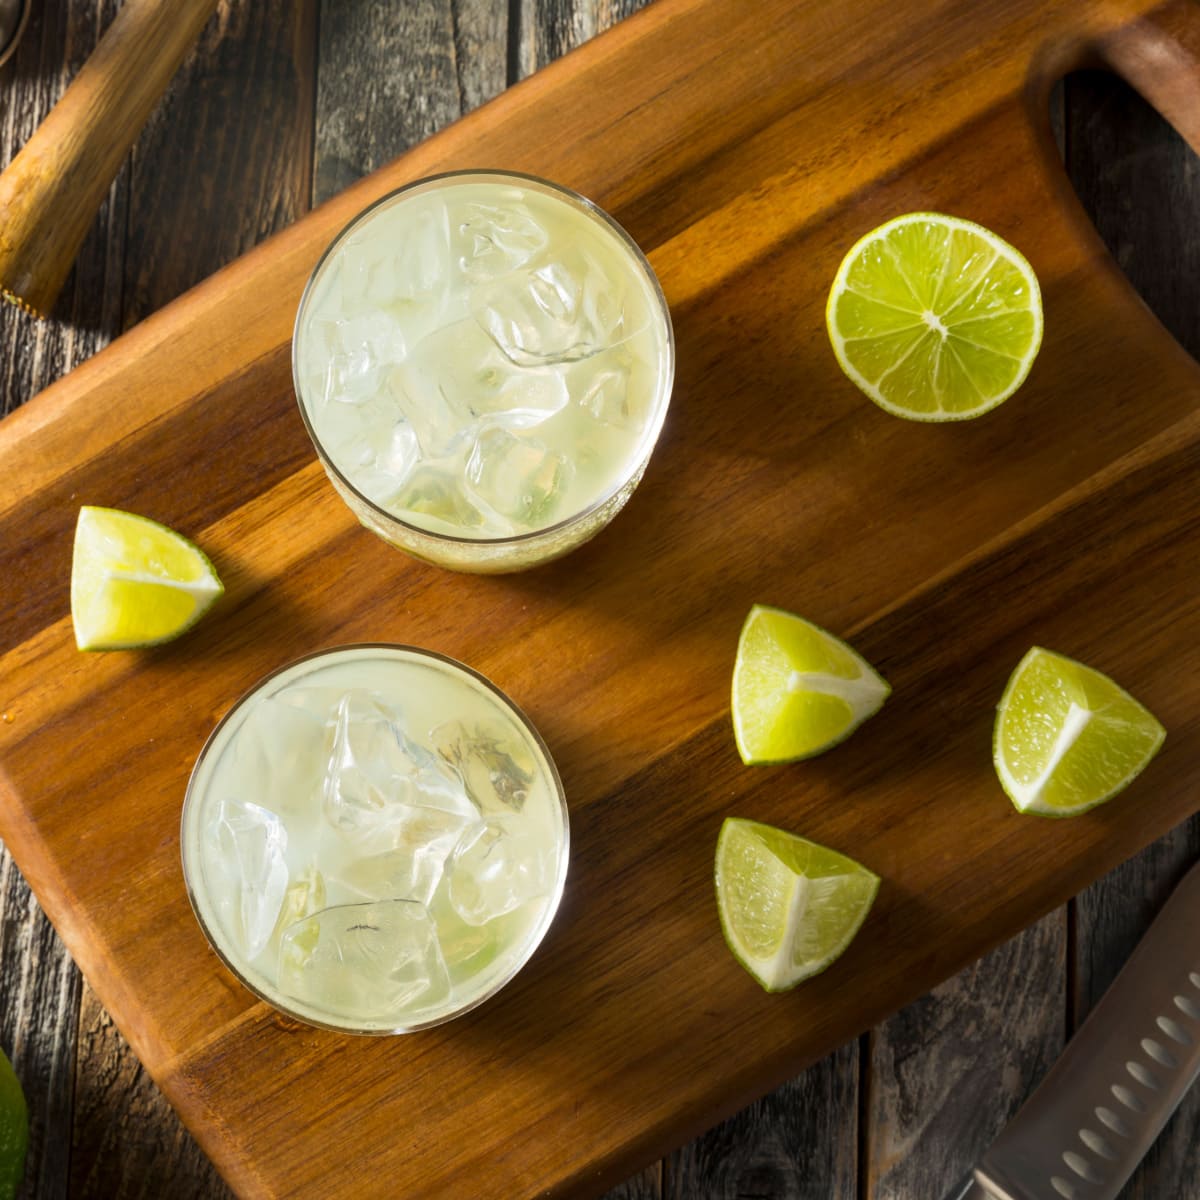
[2, 1, 1200, 1195]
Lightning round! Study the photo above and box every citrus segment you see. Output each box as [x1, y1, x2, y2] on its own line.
[70, 506, 224, 651]
[994, 647, 1165, 817]
[715, 818, 880, 991]
[732, 605, 889, 764]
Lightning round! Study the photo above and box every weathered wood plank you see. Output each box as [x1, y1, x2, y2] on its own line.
[71, 985, 232, 1200]
[0, 0, 126, 409]
[122, 1, 318, 324]
[603, 1164, 663, 1200]
[1065, 68, 1200, 1200]
[865, 914, 1066, 1198]
[664, 1041, 859, 1200]
[0, 858, 79, 1200]
[313, 0, 507, 205]
[515, 0, 645, 75]
[0, 4, 126, 1198]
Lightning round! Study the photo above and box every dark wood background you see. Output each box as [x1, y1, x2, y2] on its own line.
[0, 2, 1197, 1196]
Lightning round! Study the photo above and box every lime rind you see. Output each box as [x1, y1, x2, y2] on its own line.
[0, 1047, 27, 1199]
[826, 212, 1043, 422]
[993, 647, 1166, 818]
[71, 506, 224, 651]
[731, 604, 890, 764]
[715, 818, 880, 992]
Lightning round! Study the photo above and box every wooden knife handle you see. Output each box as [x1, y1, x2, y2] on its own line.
[1098, 0, 1200, 156]
[0, 0, 220, 318]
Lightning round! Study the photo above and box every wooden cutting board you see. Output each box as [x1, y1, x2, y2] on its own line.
[2, 0, 1199, 1195]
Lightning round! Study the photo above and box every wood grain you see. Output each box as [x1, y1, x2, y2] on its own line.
[314, 0, 507, 204]
[665, 1042, 859, 1200]
[516, 0, 645, 74]
[0, 855, 79, 1200]
[0, 0, 1195, 1195]
[71, 985, 230, 1200]
[524, 3, 869, 1197]
[0, 2, 1195, 1200]
[865, 915, 1066, 1198]
[122, 0, 317, 325]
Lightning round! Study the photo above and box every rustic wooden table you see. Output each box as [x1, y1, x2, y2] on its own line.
[0, 3, 1197, 1197]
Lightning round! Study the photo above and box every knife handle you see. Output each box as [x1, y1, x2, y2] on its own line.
[976, 857, 1200, 1200]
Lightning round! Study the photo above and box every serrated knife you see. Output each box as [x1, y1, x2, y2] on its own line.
[945, 857, 1200, 1200]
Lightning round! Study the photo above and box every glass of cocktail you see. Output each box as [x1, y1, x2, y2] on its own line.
[292, 171, 674, 572]
[181, 645, 568, 1033]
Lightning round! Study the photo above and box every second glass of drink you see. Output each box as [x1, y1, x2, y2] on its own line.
[293, 171, 675, 572]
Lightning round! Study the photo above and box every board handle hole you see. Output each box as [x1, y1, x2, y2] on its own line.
[1051, 72, 1200, 365]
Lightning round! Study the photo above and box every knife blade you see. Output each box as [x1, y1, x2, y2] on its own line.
[943, 856, 1200, 1200]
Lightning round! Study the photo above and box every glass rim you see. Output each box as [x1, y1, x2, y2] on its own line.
[291, 168, 676, 548]
[180, 641, 570, 1035]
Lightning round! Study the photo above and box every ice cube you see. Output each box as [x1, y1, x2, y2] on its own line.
[335, 412, 421, 504]
[428, 888, 508, 983]
[402, 318, 569, 436]
[471, 246, 628, 368]
[277, 899, 450, 1020]
[320, 345, 384, 407]
[215, 797, 290, 960]
[335, 310, 408, 365]
[472, 364, 569, 429]
[228, 692, 335, 823]
[323, 691, 478, 849]
[274, 864, 327, 938]
[339, 198, 452, 319]
[296, 317, 341, 401]
[448, 815, 555, 926]
[451, 198, 550, 280]
[389, 464, 492, 534]
[332, 805, 466, 906]
[464, 427, 572, 527]
[571, 346, 638, 429]
[389, 320, 505, 454]
[433, 718, 536, 814]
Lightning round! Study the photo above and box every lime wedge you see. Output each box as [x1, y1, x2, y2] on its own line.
[826, 212, 1043, 420]
[731, 605, 889, 764]
[71, 506, 224, 651]
[0, 1048, 27, 1200]
[994, 647, 1165, 818]
[715, 818, 880, 992]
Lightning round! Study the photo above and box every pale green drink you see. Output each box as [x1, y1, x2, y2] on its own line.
[293, 172, 674, 571]
[181, 646, 568, 1033]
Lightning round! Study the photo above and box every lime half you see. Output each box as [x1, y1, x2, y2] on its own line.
[71, 506, 224, 651]
[0, 1048, 27, 1200]
[715, 818, 880, 992]
[731, 605, 889, 764]
[994, 647, 1165, 818]
[826, 212, 1043, 420]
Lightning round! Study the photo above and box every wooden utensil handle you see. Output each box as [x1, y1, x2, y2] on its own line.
[1098, 0, 1200, 155]
[0, 0, 220, 318]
